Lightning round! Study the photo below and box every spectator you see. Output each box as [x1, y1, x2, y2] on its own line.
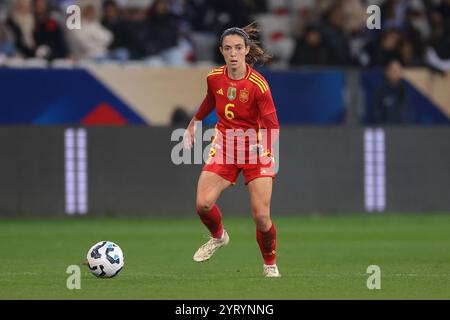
[320, 2, 353, 65]
[33, 0, 69, 60]
[0, 20, 17, 56]
[367, 29, 403, 67]
[339, 0, 367, 35]
[381, 0, 409, 30]
[368, 60, 413, 124]
[290, 24, 329, 66]
[400, 38, 422, 66]
[438, 0, 450, 31]
[146, 0, 180, 56]
[123, 6, 149, 59]
[143, 0, 190, 65]
[0, 0, 445, 69]
[6, 0, 36, 58]
[399, 6, 427, 66]
[101, 0, 130, 61]
[66, 3, 113, 60]
[424, 9, 450, 72]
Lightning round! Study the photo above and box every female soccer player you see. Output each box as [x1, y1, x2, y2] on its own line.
[183, 23, 281, 277]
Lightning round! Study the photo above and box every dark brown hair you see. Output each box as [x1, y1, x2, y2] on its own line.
[219, 22, 272, 66]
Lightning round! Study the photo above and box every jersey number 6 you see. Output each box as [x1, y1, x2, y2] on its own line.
[225, 103, 235, 120]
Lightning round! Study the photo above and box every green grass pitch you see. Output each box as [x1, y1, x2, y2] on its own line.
[0, 214, 449, 299]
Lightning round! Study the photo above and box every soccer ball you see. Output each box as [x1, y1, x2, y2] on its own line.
[86, 241, 124, 278]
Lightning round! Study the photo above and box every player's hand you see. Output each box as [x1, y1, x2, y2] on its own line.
[183, 117, 197, 149]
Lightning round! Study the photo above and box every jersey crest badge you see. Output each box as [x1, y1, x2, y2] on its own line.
[239, 89, 249, 103]
[227, 87, 236, 101]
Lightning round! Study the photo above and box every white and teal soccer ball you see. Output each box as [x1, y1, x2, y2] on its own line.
[86, 241, 124, 278]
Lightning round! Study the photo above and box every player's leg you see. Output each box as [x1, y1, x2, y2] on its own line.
[248, 177, 281, 277]
[196, 170, 231, 238]
[193, 170, 233, 262]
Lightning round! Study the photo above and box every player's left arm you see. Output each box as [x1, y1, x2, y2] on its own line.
[257, 88, 280, 157]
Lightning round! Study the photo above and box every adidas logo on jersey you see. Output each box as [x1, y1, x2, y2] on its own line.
[217, 89, 224, 95]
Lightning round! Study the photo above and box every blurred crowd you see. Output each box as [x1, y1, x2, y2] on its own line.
[0, 0, 449, 70]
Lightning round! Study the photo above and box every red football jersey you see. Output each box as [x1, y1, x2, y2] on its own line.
[196, 64, 277, 131]
[195, 64, 279, 163]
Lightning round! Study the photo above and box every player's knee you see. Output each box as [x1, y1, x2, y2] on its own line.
[196, 199, 214, 215]
[251, 202, 270, 217]
[252, 211, 271, 230]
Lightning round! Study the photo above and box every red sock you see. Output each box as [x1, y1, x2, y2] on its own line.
[256, 223, 277, 265]
[197, 204, 224, 239]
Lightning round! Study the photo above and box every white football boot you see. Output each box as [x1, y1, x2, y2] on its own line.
[193, 230, 229, 262]
[263, 264, 281, 278]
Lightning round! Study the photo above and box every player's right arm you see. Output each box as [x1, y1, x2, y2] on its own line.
[184, 77, 216, 149]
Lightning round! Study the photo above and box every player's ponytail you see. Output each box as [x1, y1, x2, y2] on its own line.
[219, 22, 272, 66]
[243, 22, 272, 66]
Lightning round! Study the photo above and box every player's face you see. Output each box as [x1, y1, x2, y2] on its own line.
[220, 35, 250, 69]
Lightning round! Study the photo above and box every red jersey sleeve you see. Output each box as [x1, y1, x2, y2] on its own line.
[260, 112, 279, 130]
[257, 89, 279, 156]
[195, 78, 215, 120]
[256, 87, 277, 117]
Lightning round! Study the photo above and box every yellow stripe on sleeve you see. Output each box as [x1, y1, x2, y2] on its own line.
[250, 74, 268, 92]
[249, 77, 265, 93]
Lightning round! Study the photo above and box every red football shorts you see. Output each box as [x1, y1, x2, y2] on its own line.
[202, 156, 276, 185]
